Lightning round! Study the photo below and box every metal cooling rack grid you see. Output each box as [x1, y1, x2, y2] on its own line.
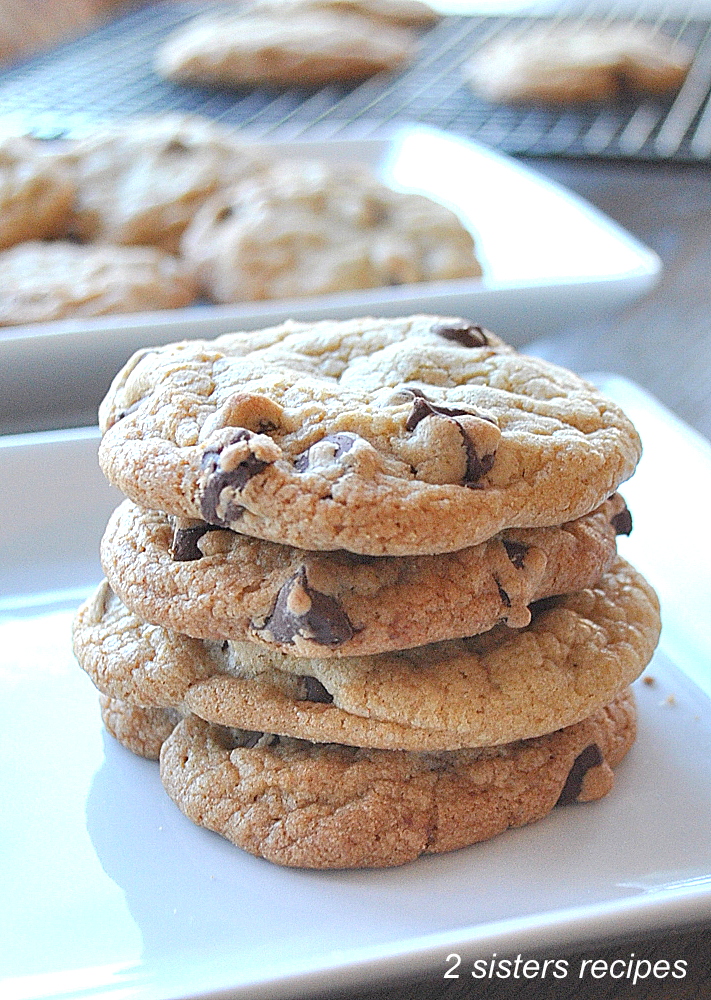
[2, 1, 711, 160]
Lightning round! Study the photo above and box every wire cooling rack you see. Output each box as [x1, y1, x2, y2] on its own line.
[2, 1, 711, 160]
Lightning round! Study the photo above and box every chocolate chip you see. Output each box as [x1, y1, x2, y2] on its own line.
[463, 449, 495, 487]
[610, 504, 633, 536]
[556, 744, 604, 806]
[301, 676, 334, 704]
[405, 397, 478, 432]
[431, 321, 489, 348]
[406, 397, 496, 486]
[502, 539, 528, 569]
[200, 429, 270, 525]
[294, 432, 358, 472]
[495, 579, 511, 608]
[215, 205, 234, 223]
[170, 522, 224, 561]
[114, 398, 144, 423]
[222, 729, 280, 750]
[258, 567, 355, 647]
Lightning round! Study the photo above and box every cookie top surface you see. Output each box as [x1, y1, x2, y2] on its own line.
[180, 160, 481, 303]
[154, 11, 415, 88]
[465, 23, 692, 104]
[101, 495, 627, 656]
[247, 0, 440, 26]
[73, 557, 659, 750]
[159, 691, 635, 868]
[98, 316, 642, 555]
[0, 241, 197, 326]
[0, 134, 75, 251]
[68, 114, 266, 253]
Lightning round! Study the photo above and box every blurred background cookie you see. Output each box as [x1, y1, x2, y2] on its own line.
[181, 160, 481, 302]
[154, 9, 416, 89]
[67, 113, 267, 253]
[465, 22, 693, 104]
[0, 134, 75, 250]
[0, 241, 197, 325]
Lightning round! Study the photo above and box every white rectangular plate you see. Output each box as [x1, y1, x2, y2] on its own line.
[0, 125, 659, 431]
[1, 376, 710, 1000]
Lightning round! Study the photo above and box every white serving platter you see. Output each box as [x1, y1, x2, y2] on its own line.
[0, 125, 660, 432]
[1, 376, 709, 1000]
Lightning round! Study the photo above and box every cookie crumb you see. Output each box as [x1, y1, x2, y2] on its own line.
[642, 674, 656, 686]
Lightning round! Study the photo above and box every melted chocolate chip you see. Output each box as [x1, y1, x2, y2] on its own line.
[164, 138, 189, 154]
[495, 579, 511, 608]
[405, 397, 478, 432]
[463, 449, 495, 488]
[170, 522, 224, 561]
[301, 676, 334, 704]
[502, 539, 528, 569]
[431, 321, 489, 348]
[611, 504, 633, 536]
[406, 397, 496, 486]
[200, 430, 270, 525]
[259, 567, 355, 647]
[114, 398, 145, 423]
[556, 744, 604, 806]
[294, 432, 358, 473]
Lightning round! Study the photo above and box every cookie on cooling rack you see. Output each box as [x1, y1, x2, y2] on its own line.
[465, 22, 693, 104]
[154, 10, 415, 89]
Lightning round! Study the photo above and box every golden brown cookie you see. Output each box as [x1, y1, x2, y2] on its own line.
[180, 161, 481, 303]
[99, 693, 183, 760]
[465, 22, 692, 104]
[154, 10, 415, 89]
[68, 114, 266, 253]
[73, 558, 659, 751]
[159, 690, 637, 868]
[0, 134, 75, 250]
[0, 241, 197, 326]
[100, 494, 629, 656]
[98, 317, 642, 556]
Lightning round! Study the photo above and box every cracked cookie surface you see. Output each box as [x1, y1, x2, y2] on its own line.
[180, 160, 481, 303]
[0, 241, 198, 326]
[68, 114, 267, 254]
[159, 690, 636, 868]
[101, 494, 628, 656]
[73, 557, 659, 750]
[98, 316, 642, 556]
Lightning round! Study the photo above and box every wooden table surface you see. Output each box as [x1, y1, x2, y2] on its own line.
[1, 3, 710, 997]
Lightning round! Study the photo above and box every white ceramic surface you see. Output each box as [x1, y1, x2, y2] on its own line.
[1, 377, 710, 1000]
[0, 126, 660, 432]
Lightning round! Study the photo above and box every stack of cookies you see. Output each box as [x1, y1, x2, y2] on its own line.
[72, 315, 661, 869]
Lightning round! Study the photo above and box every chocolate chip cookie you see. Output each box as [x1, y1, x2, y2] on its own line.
[154, 10, 415, 90]
[68, 114, 267, 254]
[98, 316, 642, 556]
[0, 241, 197, 326]
[180, 161, 481, 303]
[73, 557, 660, 751]
[100, 494, 629, 656]
[0, 134, 75, 250]
[159, 690, 636, 868]
[465, 23, 692, 104]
